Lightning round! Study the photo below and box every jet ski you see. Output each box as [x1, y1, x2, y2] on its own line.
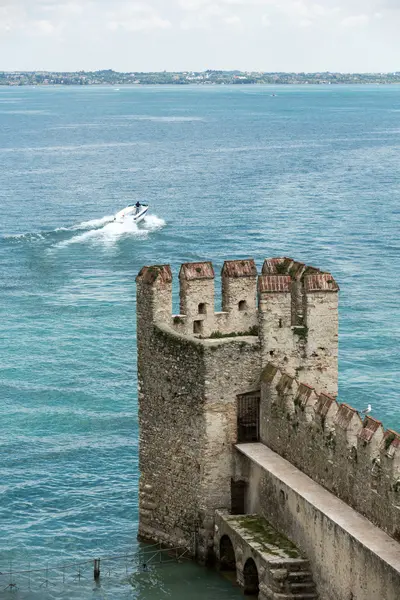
[114, 203, 149, 224]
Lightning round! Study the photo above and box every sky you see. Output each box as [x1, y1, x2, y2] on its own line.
[1, 0, 400, 72]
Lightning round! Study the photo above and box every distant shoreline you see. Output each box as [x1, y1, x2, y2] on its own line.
[2, 70, 400, 87]
[3, 82, 400, 87]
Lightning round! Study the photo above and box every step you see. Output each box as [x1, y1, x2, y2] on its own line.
[269, 559, 310, 571]
[287, 571, 313, 583]
[290, 582, 317, 594]
[271, 593, 318, 600]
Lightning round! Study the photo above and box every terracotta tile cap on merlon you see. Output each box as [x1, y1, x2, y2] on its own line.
[258, 275, 292, 293]
[295, 383, 314, 406]
[276, 373, 295, 394]
[315, 392, 337, 417]
[179, 262, 215, 281]
[262, 257, 293, 275]
[261, 362, 280, 384]
[136, 265, 172, 285]
[221, 259, 257, 278]
[334, 403, 362, 430]
[304, 273, 339, 293]
[358, 415, 383, 443]
[380, 429, 400, 456]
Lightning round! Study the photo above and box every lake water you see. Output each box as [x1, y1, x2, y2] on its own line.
[0, 84, 399, 599]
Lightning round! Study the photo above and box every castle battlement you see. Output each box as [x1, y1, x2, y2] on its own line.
[136, 253, 400, 600]
[261, 362, 400, 539]
[136, 257, 339, 395]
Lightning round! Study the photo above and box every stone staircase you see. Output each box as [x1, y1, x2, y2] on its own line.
[265, 561, 318, 599]
[215, 512, 319, 600]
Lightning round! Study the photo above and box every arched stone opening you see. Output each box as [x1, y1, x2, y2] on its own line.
[238, 300, 247, 312]
[198, 302, 207, 314]
[243, 558, 259, 596]
[219, 535, 236, 573]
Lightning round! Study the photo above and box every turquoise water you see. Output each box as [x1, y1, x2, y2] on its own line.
[0, 85, 399, 598]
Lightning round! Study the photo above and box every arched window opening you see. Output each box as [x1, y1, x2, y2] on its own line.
[198, 303, 207, 314]
[238, 300, 247, 312]
[243, 558, 259, 596]
[219, 535, 236, 573]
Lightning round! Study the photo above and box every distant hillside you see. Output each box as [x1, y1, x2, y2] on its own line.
[2, 70, 400, 86]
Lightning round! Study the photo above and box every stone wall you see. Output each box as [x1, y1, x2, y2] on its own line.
[235, 444, 400, 600]
[214, 510, 318, 600]
[199, 334, 260, 558]
[136, 255, 400, 599]
[136, 257, 340, 558]
[138, 322, 260, 559]
[259, 362, 400, 541]
[138, 324, 206, 551]
[136, 263, 261, 559]
[258, 258, 338, 396]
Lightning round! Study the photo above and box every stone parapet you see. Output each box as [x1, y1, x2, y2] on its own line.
[260, 361, 400, 540]
[236, 443, 400, 600]
[136, 257, 338, 395]
[136, 256, 339, 559]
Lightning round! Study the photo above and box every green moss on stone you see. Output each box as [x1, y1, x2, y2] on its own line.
[275, 263, 287, 275]
[234, 515, 301, 559]
[154, 326, 204, 356]
[208, 326, 259, 339]
[384, 433, 396, 451]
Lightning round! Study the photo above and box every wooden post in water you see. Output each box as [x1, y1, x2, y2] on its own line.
[94, 559, 100, 581]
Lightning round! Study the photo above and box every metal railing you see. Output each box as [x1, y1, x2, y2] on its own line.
[0, 543, 191, 595]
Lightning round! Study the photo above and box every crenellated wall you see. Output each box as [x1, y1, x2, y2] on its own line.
[136, 261, 261, 560]
[136, 256, 340, 559]
[258, 257, 339, 396]
[235, 443, 400, 600]
[137, 257, 339, 394]
[174, 259, 260, 338]
[260, 362, 400, 540]
[136, 254, 400, 598]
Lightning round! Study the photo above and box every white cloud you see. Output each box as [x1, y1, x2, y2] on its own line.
[299, 18, 312, 27]
[32, 19, 56, 34]
[0, 4, 26, 32]
[261, 13, 270, 26]
[224, 14, 241, 24]
[108, 15, 171, 31]
[0, 0, 399, 70]
[41, 2, 84, 16]
[341, 14, 369, 27]
[107, 5, 171, 32]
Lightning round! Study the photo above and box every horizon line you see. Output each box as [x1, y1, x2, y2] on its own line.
[2, 69, 400, 75]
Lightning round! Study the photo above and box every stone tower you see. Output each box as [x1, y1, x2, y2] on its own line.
[136, 257, 339, 561]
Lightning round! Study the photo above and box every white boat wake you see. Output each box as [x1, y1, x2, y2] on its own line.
[4, 211, 166, 249]
[55, 213, 165, 249]
[71, 215, 115, 231]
